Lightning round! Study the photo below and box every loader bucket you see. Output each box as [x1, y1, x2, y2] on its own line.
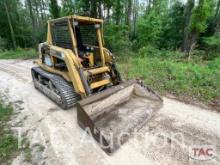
[77, 80, 163, 154]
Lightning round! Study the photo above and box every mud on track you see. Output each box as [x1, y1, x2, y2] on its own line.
[0, 59, 220, 165]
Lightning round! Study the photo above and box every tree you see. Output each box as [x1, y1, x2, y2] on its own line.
[98, 0, 103, 18]
[203, 30, 220, 59]
[105, 0, 114, 23]
[182, 0, 213, 53]
[182, 0, 195, 52]
[26, 0, 38, 44]
[146, 0, 153, 14]
[160, 1, 185, 49]
[90, 1, 98, 17]
[0, 0, 217, 52]
[39, 0, 46, 21]
[114, 0, 124, 25]
[61, 0, 75, 16]
[126, 0, 132, 26]
[132, 0, 138, 37]
[49, 0, 60, 18]
[4, 1, 16, 49]
[210, 0, 220, 34]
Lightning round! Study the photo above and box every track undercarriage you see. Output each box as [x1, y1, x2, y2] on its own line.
[31, 67, 81, 109]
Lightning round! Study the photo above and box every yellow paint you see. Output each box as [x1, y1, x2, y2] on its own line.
[67, 19, 79, 57]
[38, 15, 116, 97]
[84, 66, 110, 76]
[36, 60, 71, 82]
[97, 28, 105, 66]
[47, 22, 52, 45]
[90, 79, 111, 89]
[85, 53, 94, 67]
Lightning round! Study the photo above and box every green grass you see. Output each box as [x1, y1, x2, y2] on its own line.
[0, 104, 13, 125]
[0, 102, 33, 163]
[0, 103, 19, 163]
[118, 56, 220, 108]
[0, 48, 37, 59]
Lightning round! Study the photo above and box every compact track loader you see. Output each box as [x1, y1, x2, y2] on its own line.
[32, 15, 163, 153]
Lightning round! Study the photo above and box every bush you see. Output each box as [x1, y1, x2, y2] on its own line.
[136, 13, 164, 48]
[118, 56, 220, 104]
[138, 45, 185, 59]
[104, 24, 132, 54]
[203, 31, 220, 59]
[0, 37, 7, 51]
[138, 45, 162, 57]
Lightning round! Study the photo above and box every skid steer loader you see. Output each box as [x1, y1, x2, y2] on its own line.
[31, 15, 163, 153]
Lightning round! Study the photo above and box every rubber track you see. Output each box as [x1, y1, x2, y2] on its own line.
[31, 67, 81, 109]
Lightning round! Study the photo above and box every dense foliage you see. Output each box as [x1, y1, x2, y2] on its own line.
[0, 0, 219, 55]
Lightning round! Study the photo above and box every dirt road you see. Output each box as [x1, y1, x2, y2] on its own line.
[0, 59, 220, 165]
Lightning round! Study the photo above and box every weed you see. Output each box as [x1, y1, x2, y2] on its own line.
[0, 103, 19, 163]
[0, 102, 33, 164]
[118, 56, 220, 108]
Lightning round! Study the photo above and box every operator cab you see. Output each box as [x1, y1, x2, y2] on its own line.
[73, 20, 102, 68]
[50, 16, 105, 70]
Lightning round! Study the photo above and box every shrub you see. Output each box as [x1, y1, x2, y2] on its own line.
[203, 31, 220, 59]
[104, 24, 132, 54]
[118, 56, 220, 103]
[138, 45, 185, 59]
[0, 37, 7, 51]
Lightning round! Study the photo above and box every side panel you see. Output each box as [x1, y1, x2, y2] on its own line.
[38, 43, 86, 96]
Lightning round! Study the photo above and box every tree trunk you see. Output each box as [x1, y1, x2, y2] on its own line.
[33, 0, 40, 26]
[115, 0, 121, 25]
[27, 0, 37, 44]
[98, 1, 102, 19]
[146, 0, 152, 14]
[211, 0, 220, 34]
[126, 0, 132, 26]
[91, 1, 97, 18]
[27, 0, 36, 30]
[181, 0, 195, 52]
[107, 5, 110, 23]
[187, 31, 198, 60]
[49, 0, 60, 18]
[152, 0, 159, 12]
[132, 0, 138, 37]
[4, 2, 16, 49]
[215, 0, 220, 21]
[39, 0, 45, 22]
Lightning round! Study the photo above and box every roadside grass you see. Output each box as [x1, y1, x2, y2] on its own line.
[0, 48, 37, 59]
[118, 56, 220, 108]
[0, 102, 32, 164]
[0, 103, 19, 163]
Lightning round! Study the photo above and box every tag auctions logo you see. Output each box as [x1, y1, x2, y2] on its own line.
[189, 145, 216, 161]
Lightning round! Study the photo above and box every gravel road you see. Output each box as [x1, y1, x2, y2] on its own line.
[0, 59, 219, 165]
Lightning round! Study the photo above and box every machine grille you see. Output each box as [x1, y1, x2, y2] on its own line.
[51, 21, 73, 50]
[79, 24, 98, 46]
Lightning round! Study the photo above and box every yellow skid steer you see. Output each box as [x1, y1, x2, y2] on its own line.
[31, 15, 163, 153]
